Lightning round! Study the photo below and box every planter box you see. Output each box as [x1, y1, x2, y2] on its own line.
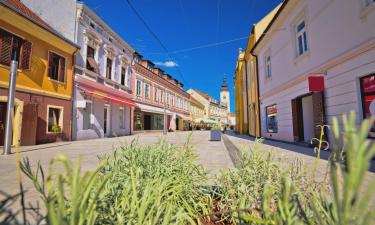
[210, 130, 221, 141]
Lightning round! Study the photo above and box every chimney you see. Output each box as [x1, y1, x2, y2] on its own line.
[238, 47, 243, 54]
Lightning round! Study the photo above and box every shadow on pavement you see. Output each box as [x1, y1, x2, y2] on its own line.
[224, 131, 375, 173]
[1, 142, 73, 155]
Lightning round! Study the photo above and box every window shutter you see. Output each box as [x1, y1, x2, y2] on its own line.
[0, 33, 13, 66]
[59, 56, 65, 82]
[48, 52, 53, 78]
[20, 41, 32, 70]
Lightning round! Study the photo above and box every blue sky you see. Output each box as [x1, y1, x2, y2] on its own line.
[83, 0, 282, 111]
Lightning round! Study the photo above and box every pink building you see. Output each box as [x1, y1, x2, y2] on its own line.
[131, 53, 190, 132]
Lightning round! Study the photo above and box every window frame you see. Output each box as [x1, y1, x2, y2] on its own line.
[0, 27, 32, 70]
[136, 79, 142, 97]
[266, 104, 278, 133]
[265, 54, 272, 80]
[359, 73, 375, 138]
[106, 57, 113, 79]
[86, 45, 96, 72]
[295, 20, 309, 57]
[48, 50, 66, 83]
[46, 105, 64, 134]
[144, 83, 150, 99]
[120, 67, 126, 86]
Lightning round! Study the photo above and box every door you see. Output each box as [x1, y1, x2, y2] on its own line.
[0, 102, 7, 146]
[21, 104, 38, 145]
[291, 98, 304, 142]
[144, 114, 151, 130]
[176, 118, 180, 130]
[104, 105, 110, 135]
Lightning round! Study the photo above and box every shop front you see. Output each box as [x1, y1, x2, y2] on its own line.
[133, 103, 174, 132]
[73, 76, 138, 140]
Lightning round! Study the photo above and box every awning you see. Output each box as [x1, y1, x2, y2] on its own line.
[176, 113, 191, 121]
[77, 85, 139, 108]
[137, 103, 172, 115]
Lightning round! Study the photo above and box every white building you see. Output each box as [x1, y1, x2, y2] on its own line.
[23, 0, 137, 140]
[253, 0, 375, 143]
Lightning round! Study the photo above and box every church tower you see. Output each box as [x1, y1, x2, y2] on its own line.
[220, 74, 230, 113]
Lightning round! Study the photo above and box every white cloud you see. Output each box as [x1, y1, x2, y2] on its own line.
[155, 61, 179, 67]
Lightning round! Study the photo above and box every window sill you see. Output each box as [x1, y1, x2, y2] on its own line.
[361, 3, 375, 19]
[0, 64, 25, 72]
[294, 51, 310, 64]
[48, 77, 66, 85]
[46, 131, 63, 134]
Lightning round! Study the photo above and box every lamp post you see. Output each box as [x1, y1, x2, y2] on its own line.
[3, 51, 19, 155]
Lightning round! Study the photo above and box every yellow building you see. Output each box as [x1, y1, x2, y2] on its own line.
[189, 95, 205, 129]
[234, 4, 281, 136]
[0, 0, 78, 146]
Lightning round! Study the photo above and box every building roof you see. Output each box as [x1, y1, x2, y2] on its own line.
[251, 0, 289, 54]
[0, 0, 79, 48]
[194, 89, 210, 100]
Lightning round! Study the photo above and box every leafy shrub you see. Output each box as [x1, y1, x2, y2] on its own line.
[95, 137, 210, 224]
[211, 125, 222, 131]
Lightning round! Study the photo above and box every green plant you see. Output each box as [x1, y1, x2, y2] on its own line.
[21, 155, 108, 225]
[51, 124, 61, 133]
[95, 137, 210, 224]
[211, 125, 222, 131]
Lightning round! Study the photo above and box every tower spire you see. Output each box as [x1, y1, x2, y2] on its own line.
[221, 74, 228, 92]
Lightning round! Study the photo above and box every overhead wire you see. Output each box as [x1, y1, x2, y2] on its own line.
[125, 0, 190, 87]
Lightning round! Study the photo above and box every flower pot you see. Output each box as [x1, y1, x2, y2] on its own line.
[210, 130, 221, 141]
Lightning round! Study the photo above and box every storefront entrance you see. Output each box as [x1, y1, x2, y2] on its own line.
[144, 114, 151, 130]
[292, 93, 325, 143]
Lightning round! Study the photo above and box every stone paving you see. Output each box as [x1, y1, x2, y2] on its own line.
[0, 130, 233, 216]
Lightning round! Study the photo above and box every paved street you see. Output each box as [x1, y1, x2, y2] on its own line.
[0, 131, 233, 215]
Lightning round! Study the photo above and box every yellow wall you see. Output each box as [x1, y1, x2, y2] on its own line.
[234, 53, 245, 134]
[190, 101, 205, 120]
[0, 5, 77, 100]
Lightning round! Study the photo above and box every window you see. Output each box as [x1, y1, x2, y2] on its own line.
[86, 45, 97, 72]
[136, 79, 142, 96]
[90, 22, 95, 29]
[119, 107, 125, 129]
[0, 28, 32, 70]
[48, 52, 66, 82]
[154, 115, 164, 130]
[265, 55, 272, 79]
[47, 106, 63, 133]
[360, 74, 375, 138]
[106, 58, 112, 79]
[121, 67, 126, 86]
[145, 83, 150, 99]
[134, 56, 139, 64]
[160, 90, 164, 103]
[266, 105, 278, 133]
[82, 101, 92, 130]
[154, 88, 158, 102]
[147, 63, 154, 71]
[295, 20, 308, 56]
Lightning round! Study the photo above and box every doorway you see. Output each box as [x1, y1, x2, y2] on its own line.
[292, 93, 324, 143]
[104, 105, 110, 136]
[0, 102, 7, 146]
[144, 114, 151, 130]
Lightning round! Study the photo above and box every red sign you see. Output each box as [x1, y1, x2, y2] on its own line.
[266, 105, 277, 115]
[308, 76, 325, 92]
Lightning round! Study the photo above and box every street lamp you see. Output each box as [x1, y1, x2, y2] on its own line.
[3, 49, 19, 155]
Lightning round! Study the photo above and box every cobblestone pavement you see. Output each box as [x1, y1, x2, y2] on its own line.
[0, 131, 233, 217]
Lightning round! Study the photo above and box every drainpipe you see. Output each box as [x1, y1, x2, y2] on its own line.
[71, 48, 80, 141]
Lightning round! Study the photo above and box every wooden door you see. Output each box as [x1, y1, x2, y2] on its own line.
[291, 98, 304, 142]
[21, 103, 38, 146]
[312, 92, 325, 139]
